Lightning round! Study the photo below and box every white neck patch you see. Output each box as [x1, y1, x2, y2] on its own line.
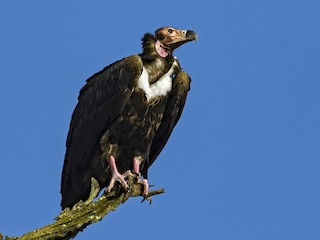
[138, 61, 178, 101]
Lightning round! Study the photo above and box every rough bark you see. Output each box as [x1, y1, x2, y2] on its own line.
[1, 176, 164, 240]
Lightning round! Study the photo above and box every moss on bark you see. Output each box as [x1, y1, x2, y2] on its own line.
[1, 176, 164, 240]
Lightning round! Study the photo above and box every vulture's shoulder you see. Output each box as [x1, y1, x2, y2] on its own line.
[79, 55, 143, 98]
[173, 71, 191, 90]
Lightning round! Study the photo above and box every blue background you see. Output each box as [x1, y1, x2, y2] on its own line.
[1, 1, 319, 239]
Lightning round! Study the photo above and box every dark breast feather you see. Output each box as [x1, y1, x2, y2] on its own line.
[60, 55, 143, 208]
[142, 71, 191, 179]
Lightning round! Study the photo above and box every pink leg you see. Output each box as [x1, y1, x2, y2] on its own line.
[132, 157, 149, 196]
[106, 155, 132, 192]
[133, 156, 142, 176]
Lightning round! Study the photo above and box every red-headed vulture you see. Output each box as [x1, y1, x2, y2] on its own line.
[60, 27, 197, 208]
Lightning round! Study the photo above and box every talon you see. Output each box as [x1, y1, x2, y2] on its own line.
[141, 195, 152, 204]
[138, 178, 149, 196]
[106, 156, 131, 192]
[133, 172, 141, 178]
[132, 156, 149, 196]
[106, 171, 130, 192]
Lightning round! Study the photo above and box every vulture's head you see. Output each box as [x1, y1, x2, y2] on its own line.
[154, 27, 197, 58]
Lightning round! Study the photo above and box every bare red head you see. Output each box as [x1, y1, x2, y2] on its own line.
[154, 27, 197, 57]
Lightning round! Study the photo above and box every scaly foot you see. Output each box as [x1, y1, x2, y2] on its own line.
[133, 156, 150, 198]
[106, 170, 133, 192]
[138, 178, 149, 196]
[106, 155, 133, 192]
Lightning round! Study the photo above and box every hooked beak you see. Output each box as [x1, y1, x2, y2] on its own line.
[169, 30, 198, 50]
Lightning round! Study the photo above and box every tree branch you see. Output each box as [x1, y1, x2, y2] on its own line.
[1, 176, 164, 240]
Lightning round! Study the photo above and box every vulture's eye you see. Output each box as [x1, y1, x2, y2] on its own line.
[167, 29, 173, 33]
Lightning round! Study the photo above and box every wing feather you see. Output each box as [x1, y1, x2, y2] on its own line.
[61, 55, 143, 208]
[143, 71, 191, 178]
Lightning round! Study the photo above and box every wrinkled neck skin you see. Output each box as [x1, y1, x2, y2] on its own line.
[155, 40, 171, 58]
[140, 33, 176, 83]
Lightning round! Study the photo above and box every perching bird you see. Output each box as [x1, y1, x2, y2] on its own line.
[60, 27, 197, 209]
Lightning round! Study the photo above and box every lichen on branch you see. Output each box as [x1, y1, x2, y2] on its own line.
[1, 176, 164, 240]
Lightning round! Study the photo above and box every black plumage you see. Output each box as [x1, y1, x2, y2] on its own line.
[61, 27, 197, 208]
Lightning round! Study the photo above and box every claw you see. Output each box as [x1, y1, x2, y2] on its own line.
[141, 195, 152, 205]
[133, 171, 141, 179]
[138, 178, 149, 196]
[106, 171, 132, 193]
[106, 156, 133, 192]
[132, 156, 150, 199]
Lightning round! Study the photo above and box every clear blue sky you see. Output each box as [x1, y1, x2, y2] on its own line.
[1, 1, 320, 239]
